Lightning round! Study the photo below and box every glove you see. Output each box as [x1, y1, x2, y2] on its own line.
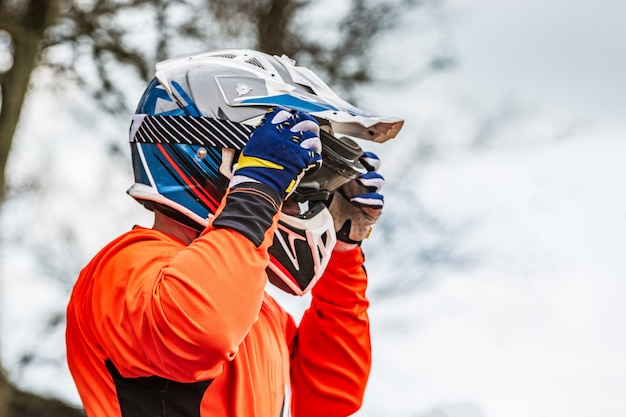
[328, 152, 385, 251]
[230, 107, 322, 198]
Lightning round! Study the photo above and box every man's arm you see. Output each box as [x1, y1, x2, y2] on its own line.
[288, 152, 386, 416]
[100, 109, 322, 382]
[289, 246, 371, 417]
[97, 184, 280, 382]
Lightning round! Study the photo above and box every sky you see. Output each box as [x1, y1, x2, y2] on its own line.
[347, 0, 626, 416]
[2, 0, 626, 416]
[451, 0, 626, 124]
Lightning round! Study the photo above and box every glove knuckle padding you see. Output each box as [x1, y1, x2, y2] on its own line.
[269, 109, 292, 124]
[360, 151, 381, 171]
[356, 172, 384, 192]
[231, 108, 322, 197]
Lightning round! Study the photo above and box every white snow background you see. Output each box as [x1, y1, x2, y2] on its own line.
[2, 0, 626, 416]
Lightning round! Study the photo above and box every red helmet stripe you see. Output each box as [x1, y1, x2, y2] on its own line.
[156, 143, 220, 210]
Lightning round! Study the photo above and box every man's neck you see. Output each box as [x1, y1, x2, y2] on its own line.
[152, 210, 200, 245]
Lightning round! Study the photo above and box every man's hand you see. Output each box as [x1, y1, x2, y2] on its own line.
[328, 152, 385, 251]
[231, 108, 322, 198]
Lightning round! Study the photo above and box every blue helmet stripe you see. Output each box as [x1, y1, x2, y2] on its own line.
[240, 94, 338, 113]
[172, 81, 202, 116]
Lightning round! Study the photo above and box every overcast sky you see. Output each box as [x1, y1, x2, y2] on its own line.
[450, 0, 625, 124]
[350, 1, 626, 416]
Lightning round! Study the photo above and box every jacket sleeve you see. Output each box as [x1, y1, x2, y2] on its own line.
[98, 183, 282, 382]
[288, 246, 372, 417]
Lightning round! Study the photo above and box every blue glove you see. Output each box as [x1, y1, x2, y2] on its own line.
[328, 152, 385, 249]
[231, 108, 322, 198]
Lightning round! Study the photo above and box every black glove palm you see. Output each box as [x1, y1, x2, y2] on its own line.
[328, 152, 384, 250]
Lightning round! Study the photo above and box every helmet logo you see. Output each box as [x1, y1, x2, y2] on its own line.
[235, 83, 252, 96]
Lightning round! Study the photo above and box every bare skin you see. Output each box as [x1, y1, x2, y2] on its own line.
[152, 210, 199, 245]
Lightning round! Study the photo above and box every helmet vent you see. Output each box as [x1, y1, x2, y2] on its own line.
[245, 57, 266, 70]
[212, 53, 237, 59]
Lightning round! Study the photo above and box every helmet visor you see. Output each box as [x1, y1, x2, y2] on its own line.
[292, 129, 366, 202]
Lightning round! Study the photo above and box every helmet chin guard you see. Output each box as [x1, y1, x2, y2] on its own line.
[267, 202, 336, 296]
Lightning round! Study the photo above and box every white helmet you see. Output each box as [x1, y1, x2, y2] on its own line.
[128, 49, 404, 295]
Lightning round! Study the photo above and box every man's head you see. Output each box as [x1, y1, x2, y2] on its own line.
[128, 49, 404, 295]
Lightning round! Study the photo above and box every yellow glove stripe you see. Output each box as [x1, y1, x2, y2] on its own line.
[285, 179, 297, 194]
[237, 154, 284, 171]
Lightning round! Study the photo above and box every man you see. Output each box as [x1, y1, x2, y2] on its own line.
[66, 49, 403, 417]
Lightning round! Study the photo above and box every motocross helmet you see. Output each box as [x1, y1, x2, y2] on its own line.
[128, 49, 404, 295]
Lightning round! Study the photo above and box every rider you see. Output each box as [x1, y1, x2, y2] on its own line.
[66, 49, 403, 417]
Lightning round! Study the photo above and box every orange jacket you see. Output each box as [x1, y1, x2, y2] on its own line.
[66, 188, 371, 417]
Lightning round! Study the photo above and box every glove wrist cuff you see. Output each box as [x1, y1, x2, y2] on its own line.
[212, 182, 281, 247]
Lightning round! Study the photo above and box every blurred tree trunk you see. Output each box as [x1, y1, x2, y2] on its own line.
[0, 0, 59, 200]
[0, 369, 84, 417]
[0, 2, 86, 416]
[0, 370, 9, 417]
[256, 0, 300, 55]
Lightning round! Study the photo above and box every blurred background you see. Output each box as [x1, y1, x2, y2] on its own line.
[1, 0, 625, 416]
